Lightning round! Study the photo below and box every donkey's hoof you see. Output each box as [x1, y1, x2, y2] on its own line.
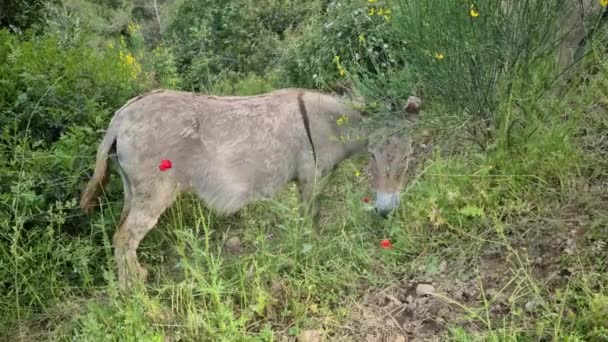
[118, 265, 149, 291]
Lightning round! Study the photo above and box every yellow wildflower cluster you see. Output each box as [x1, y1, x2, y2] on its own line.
[335, 114, 350, 125]
[358, 34, 366, 45]
[367, 0, 391, 21]
[118, 34, 142, 80]
[329, 134, 362, 144]
[601, 0, 608, 7]
[468, 3, 479, 17]
[333, 55, 346, 77]
[128, 22, 141, 35]
[434, 52, 445, 60]
[427, 201, 446, 228]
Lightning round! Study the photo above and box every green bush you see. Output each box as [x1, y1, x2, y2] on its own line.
[0, 29, 152, 329]
[0, 0, 58, 33]
[348, 0, 581, 146]
[278, 0, 403, 91]
[166, 0, 322, 91]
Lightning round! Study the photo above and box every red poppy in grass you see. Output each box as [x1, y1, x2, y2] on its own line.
[159, 159, 173, 171]
[380, 239, 393, 249]
[363, 196, 371, 203]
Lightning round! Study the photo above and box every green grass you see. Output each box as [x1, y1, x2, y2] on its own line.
[4, 69, 608, 340]
[2, 16, 608, 341]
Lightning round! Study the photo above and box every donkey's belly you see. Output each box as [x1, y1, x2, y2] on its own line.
[193, 156, 296, 215]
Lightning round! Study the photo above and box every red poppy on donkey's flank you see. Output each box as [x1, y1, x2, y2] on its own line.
[159, 159, 173, 171]
[380, 239, 393, 249]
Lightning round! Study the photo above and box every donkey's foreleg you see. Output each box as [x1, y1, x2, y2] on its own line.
[296, 176, 323, 224]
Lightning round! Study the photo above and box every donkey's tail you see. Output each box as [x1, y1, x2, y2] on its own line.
[80, 128, 118, 213]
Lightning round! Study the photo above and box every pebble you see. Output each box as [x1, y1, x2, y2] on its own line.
[299, 330, 323, 342]
[438, 260, 448, 273]
[393, 335, 407, 342]
[416, 283, 435, 296]
[525, 300, 538, 312]
[224, 236, 242, 254]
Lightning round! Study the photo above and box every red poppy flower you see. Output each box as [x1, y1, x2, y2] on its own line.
[380, 239, 393, 249]
[159, 159, 173, 171]
[363, 196, 371, 203]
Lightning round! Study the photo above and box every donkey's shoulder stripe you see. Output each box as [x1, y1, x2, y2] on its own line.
[297, 92, 317, 165]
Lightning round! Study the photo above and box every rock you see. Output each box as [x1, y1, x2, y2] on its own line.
[405, 95, 422, 114]
[416, 297, 429, 306]
[525, 300, 538, 312]
[387, 295, 403, 306]
[393, 334, 407, 342]
[486, 288, 498, 299]
[416, 283, 435, 296]
[299, 330, 323, 342]
[366, 334, 380, 342]
[438, 260, 448, 273]
[224, 236, 242, 254]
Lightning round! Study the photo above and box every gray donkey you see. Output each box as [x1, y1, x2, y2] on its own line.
[80, 88, 417, 289]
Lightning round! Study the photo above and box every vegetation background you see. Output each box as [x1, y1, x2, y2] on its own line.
[1, 0, 607, 340]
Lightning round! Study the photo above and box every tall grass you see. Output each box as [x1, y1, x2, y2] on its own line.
[351, 0, 601, 148]
[1, 1, 608, 340]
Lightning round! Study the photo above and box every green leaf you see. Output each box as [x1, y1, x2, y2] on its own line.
[458, 204, 484, 218]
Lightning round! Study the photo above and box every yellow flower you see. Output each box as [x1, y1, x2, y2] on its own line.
[369, 7, 375, 16]
[338, 66, 346, 76]
[125, 52, 135, 66]
[469, 4, 479, 17]
[358, 34, 366, 45]
[368, 0, 377, 3]
[601, 0, 608, 6]
[384, 15, 391, 22]
[355, 170, 361, 178]
[128, 22, 140, 34]
[434, 52, 445, 60]
[428, 206, 446, 228]
[378, 7, 384, 16]
[333, 55, 340, 64]
[336, 115, 349, 125]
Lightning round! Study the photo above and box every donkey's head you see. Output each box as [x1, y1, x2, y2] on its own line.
[367, 132, 415, 217]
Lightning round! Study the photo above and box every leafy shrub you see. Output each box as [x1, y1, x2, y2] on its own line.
[278, 0, 403, 91]
[0, 0, 58, 33]
[399, 0, 564, 109]
[166, 0, 322, 91]
[0, 29, 152, 329]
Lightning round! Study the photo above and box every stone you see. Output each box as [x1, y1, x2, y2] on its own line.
[438, 260, 448, 273]
[416, 283, 435, 296]
[299, 330, 323, 342]
[224, 236, 242, 254]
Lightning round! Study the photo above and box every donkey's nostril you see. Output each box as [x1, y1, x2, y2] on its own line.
[376, 209, 391, 218]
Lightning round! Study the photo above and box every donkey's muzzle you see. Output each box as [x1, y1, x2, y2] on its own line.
[374, 192, 400, 218]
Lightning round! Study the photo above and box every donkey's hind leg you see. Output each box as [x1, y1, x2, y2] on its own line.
[113, 182, 178, 290]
